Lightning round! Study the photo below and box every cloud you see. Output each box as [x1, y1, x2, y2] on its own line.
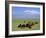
[24, 10, 32, 13]
[24, 10, 39, 15]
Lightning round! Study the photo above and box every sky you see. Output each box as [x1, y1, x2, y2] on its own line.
[12, 7, 40, 19]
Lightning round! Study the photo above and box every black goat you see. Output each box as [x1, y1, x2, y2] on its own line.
[21, 24, 25, 27]
[18, 24, 21, 27]
[26, 24, 32, 28]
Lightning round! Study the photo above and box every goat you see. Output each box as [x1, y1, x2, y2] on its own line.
[26, 24, 32, 28]
[18, 24, 22, 27]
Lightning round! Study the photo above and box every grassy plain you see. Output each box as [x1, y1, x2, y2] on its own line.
[12, 19, 40, 31]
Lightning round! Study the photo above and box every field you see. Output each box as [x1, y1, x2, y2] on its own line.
[12, 19, 40, 31]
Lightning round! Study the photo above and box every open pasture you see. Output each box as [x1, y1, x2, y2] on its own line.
[12, 19, 40, 31]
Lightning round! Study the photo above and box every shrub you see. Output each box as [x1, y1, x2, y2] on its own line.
[35, 22, 38, 24]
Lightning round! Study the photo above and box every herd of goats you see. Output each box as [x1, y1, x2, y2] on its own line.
[17, 21, 38, 28]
